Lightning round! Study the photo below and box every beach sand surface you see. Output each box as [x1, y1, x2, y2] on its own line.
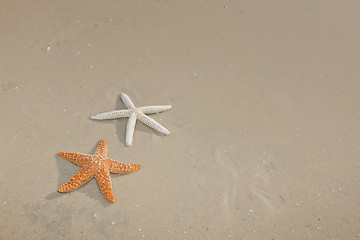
[1, 0, 360, 239]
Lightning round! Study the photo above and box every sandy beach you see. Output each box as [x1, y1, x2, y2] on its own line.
[1, 0, 360, 239]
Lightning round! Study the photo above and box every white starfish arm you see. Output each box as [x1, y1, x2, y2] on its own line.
[91, 110, 131, 120]
[126, 112, 137, 146]
[138, 105, 172, 114]
[137, 112, 170, 135]
[121, 93, 136, 109]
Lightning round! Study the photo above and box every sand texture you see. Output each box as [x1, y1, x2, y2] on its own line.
[1, 0, 360, 239]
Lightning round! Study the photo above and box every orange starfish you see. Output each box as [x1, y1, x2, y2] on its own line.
[58, 140, 141, 202]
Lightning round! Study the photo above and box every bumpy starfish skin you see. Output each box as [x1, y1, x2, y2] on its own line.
[58, 140, 141, 202]
[91, 93, 171, 146]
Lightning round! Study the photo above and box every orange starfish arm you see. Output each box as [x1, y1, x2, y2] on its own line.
[105, 159, 142, 173]
[58, 152, 92, 166]
[58, 165, 94, 192]
[95, 140, 108, 158]
[95, 168, 115, 202]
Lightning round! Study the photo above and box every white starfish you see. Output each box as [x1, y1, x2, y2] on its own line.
[91, 93, 171, 146]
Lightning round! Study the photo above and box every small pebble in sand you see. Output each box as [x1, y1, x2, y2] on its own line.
[45, 46, 51, 51]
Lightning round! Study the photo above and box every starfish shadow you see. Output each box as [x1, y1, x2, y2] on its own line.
[46, 153, 77, 201]
[114, 95, 128, 146]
